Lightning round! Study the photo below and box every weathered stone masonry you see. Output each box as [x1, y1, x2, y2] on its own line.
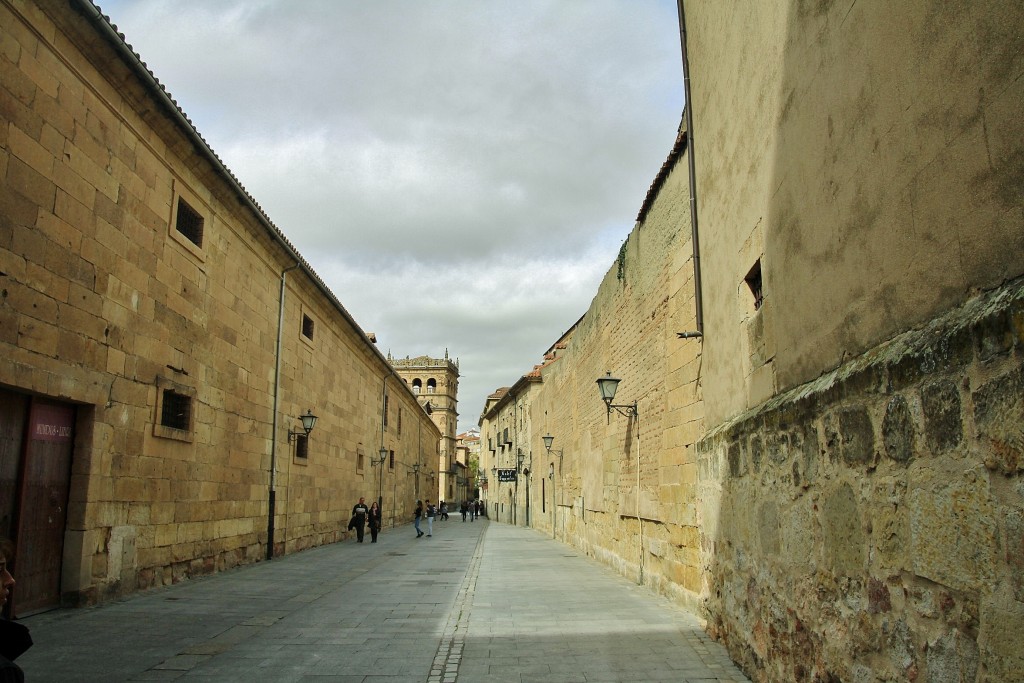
[698, 280, 1024, 682]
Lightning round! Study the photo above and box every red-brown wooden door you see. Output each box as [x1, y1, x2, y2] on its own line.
[0, 394, 75, 615]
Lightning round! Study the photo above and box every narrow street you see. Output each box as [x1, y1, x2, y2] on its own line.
[18, 520, 747, 682]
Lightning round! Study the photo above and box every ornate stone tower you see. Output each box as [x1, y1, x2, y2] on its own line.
[388, 350, 460, 503]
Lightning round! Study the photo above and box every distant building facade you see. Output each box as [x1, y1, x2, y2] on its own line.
[389, 352, 459, 504]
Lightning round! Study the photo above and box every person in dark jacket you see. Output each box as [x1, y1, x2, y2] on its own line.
[414, 500, 424, 538]
[350, 497, 369, 543]
[0, 536, 31, 683]
[368, 502, 382, 543]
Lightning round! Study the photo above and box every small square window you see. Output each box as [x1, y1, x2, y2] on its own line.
[153, 377, 196, 442]
[301, 314, 315, 340]
[168, 183, 207, 261]
[745, 260, 764, 311]
[175, 196, 204, 248]
[161, 389, 191, 430]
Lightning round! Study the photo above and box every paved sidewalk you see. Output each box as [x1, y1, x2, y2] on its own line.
[18, 519, 749, 682]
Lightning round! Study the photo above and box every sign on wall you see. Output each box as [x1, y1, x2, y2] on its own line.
[496, 468, 517, 482]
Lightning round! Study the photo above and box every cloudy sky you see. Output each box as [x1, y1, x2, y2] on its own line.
[98, 0, 685, 432]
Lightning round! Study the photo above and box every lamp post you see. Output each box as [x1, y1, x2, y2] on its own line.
[542, 434, 564, 540]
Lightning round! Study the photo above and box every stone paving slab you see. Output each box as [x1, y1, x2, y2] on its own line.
[17, 519, 749, 682]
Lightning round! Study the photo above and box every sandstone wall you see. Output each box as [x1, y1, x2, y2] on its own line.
[688, 1, 1024, 427]
[1, 0, 437, 605]
[697, 280, 1024, 682]
[493, 139, 706, 611]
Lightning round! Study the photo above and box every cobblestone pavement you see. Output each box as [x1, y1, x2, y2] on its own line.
[18, 518, 749, 682]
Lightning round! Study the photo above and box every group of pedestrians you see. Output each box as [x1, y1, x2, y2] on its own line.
[413, 499, 436, 537]
[347, 497, 381, 543]
[459, 499, 482, 521]
[349, 495, 484, 543]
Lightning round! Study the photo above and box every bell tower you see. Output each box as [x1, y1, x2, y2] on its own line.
[389, 350, 460, 502]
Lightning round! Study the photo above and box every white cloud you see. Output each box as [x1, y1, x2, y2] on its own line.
[98, 0, 684, 431]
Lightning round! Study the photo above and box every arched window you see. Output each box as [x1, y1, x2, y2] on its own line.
[427, 378, 437, 394]
[412, 379, 422, 394]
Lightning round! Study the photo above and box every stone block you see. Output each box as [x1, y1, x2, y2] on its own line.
[18, 316, 59, 357]
[8, 122, 54, 176]
[926, 629, 979, 683]
[972, 367, 1023, 474]
[822, 481, 865, 575]
[6, 154, 55, 210]
[909, 475, 997, 593]
[838, 407, 875, 467]
[921, 380, 962, 453]
[882, 394, 916, 464]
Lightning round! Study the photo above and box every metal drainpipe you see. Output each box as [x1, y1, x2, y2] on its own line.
[379, 377, 387, 515]
[268, 263, 299, 560]
[636, 412, 643, 585]
[677, 0, 704, 340]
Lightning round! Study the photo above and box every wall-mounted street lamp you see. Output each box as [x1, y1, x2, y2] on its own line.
[596, 373, 639, 423]
[287, 409, 318, 442]
[596, 372, 645, 585]
[371, 446, 388, 512]
[270, 408, 318, 561]
[542, 434, 564, 461]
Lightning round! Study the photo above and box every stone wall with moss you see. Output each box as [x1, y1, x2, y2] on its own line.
[697, 279, 1024, 682]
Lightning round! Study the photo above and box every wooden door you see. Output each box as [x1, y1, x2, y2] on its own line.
[14, 399, 75, 615]
[0, 389, 29, 541]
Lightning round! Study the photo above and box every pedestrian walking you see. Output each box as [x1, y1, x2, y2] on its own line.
[414, 500, 424, 538]
[349, 497, 369, 543]
[460, 500, 469, 521]
[368, 501, 382, 543]
[425, 499, 436, 536]
[0, 536, 32, 682]
[440, 501, 449, 521]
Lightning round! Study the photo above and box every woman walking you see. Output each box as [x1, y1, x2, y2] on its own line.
[368, 502, 382, 543]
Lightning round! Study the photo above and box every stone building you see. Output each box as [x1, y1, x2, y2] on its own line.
[454, 428, 480, 503]
[0, 0, 439, 612]
[479, 329, 571, 527]
[483, 2, 1024, 681]
[388, 352, 459, 504]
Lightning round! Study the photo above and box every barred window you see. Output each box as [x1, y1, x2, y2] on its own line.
[175, 196, 204, 248]
[154, 378, 196, 442]
[302, 314, 315, 340]
[160, 389, 191, 430]
[295, 434, 309, 459]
